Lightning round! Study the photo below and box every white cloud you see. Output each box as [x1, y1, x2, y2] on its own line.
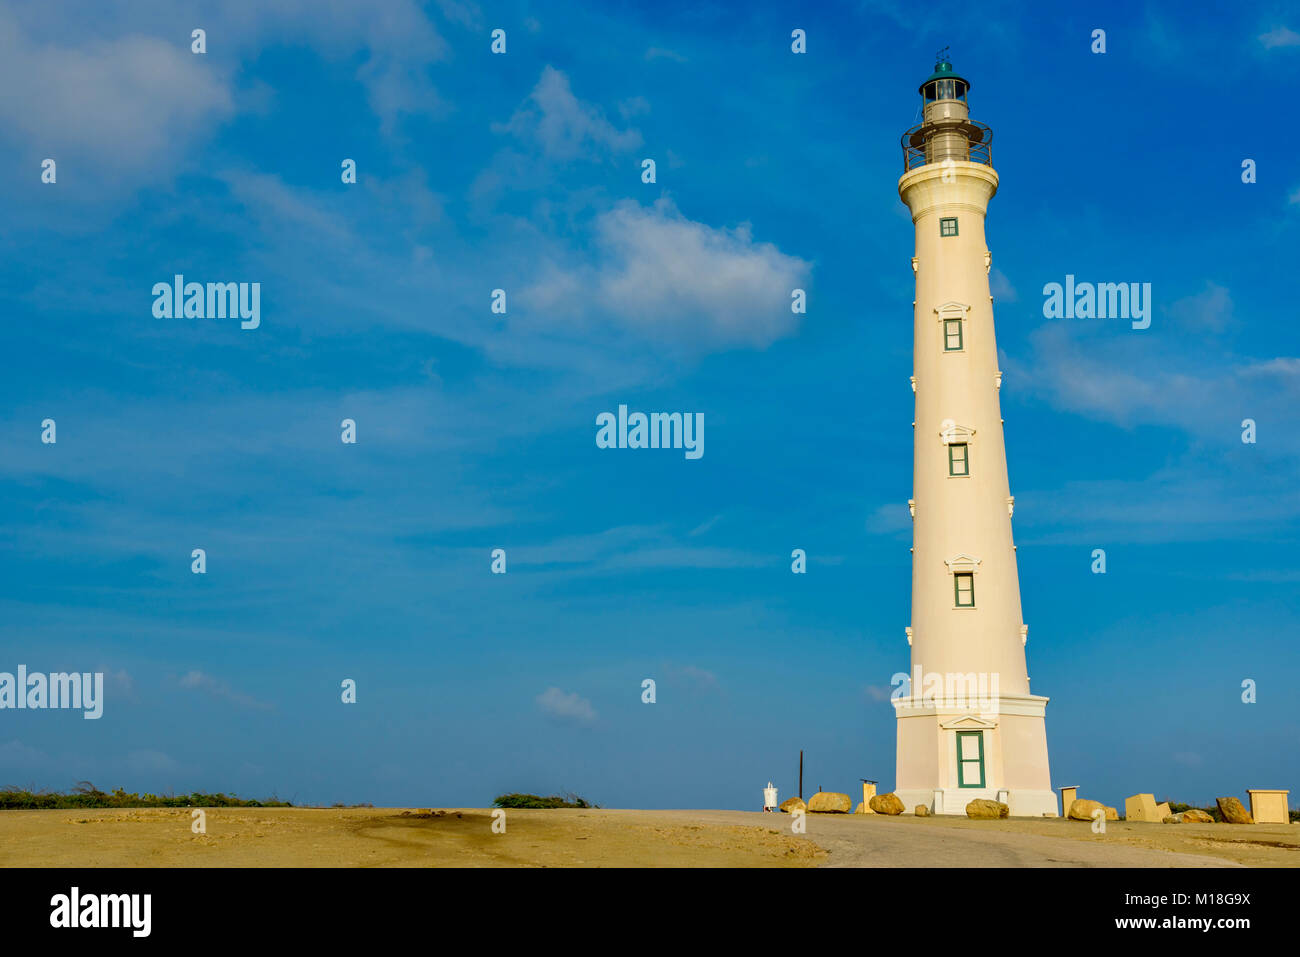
[1010, 315, 1300, 439]
[672, 665, 718, 691]
[536, 686, 596, 724]
[509, 525, 770, 575]
[178, 671, 272, 711]
[645, 47, 687, 62]
[1002, 303, 1300, 543]
[0, 11, 233, 177]
[1168, 281, 1233, 331]
[495, 66, 642, 159]
[1240, 357, 1300, 378]
[990, 267, 1018, 303]
[1259, 26, 1300, 49]
[0, 1, 450, 188]
[224, 0, 449, 132]
[866, 502, 911, 534]
[523, 198, 811, 349]
[433, 0, 484, 30]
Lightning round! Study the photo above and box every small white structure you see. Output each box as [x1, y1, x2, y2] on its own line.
[763, 782, 778, 811]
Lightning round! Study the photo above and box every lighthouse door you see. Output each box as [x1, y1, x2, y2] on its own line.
[956, 731, 985, 788]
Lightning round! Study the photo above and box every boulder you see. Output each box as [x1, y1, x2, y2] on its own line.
[1105, 806, 1119, 820]
[853, 802, 875, 814]
[779, 796, 806, 814]
[1182, 808, 1214, 824]
[1162, 814, 1182, 823]
[1068, 798, 1106, 821]
[914, 805, 931, 817]
[1216, 797, 1253, 824]
[966, 799, 1009, 819]
[807, 791, 851, 813]
[868, 792, 905, 815]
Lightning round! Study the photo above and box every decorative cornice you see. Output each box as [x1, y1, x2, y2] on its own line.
[944, 553, 982, 574]
[934, 300, 971, 321]
[893, 691, 1049, 718]
[940, 419, 975, 444]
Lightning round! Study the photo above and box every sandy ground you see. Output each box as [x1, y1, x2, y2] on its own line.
[0, 807, 1295, 867]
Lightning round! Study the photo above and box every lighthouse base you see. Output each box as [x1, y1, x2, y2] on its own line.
[894, 787, 1059, 817]
[892, 692, 1057, 817]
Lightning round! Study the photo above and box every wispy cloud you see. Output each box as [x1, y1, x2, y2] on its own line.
[1168, 281, 1233, 332]
[0, 10, 233, 181]
[523, 198, 811, 349]
[669, 664, 719, 694]
[494, 66, 642, 160]
[178, 671, 273, 711]
[645, 47, 687, 62]
[1259, 26, 1300, 49]
[990, 268, 1018, 303]
[536, 686, 596, 724]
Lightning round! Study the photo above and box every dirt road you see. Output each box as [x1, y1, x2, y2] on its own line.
[1, 807, 1293, 867]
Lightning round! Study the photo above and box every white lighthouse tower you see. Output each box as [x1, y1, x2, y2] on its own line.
[892, 56, 1056, 817]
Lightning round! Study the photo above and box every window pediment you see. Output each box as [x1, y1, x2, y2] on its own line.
[934, 300, 970, 320]
[940, 419, 976, 444]
[944, 553, 982, 574]
[940, 715, 997, 730]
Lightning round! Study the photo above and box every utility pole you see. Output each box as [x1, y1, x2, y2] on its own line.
[798, 750, 804, 800]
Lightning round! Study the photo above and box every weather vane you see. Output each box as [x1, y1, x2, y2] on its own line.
[935, 45, 950, 64]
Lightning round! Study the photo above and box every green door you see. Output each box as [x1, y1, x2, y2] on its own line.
[956, 731, 985, 788]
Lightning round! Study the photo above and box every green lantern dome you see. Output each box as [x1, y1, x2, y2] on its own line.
[918, 58, 969, 96]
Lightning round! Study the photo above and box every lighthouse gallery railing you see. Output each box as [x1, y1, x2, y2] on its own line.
[901, 120, 993, 172]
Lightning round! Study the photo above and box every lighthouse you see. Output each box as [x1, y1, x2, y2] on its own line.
[892, 56, 1056, 817]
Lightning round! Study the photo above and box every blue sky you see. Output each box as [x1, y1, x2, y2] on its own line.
[1, 0, 1297, 811]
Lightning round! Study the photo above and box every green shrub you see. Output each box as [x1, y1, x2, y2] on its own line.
[0, 783, 293, 810]
[492, 792, 595, 809]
